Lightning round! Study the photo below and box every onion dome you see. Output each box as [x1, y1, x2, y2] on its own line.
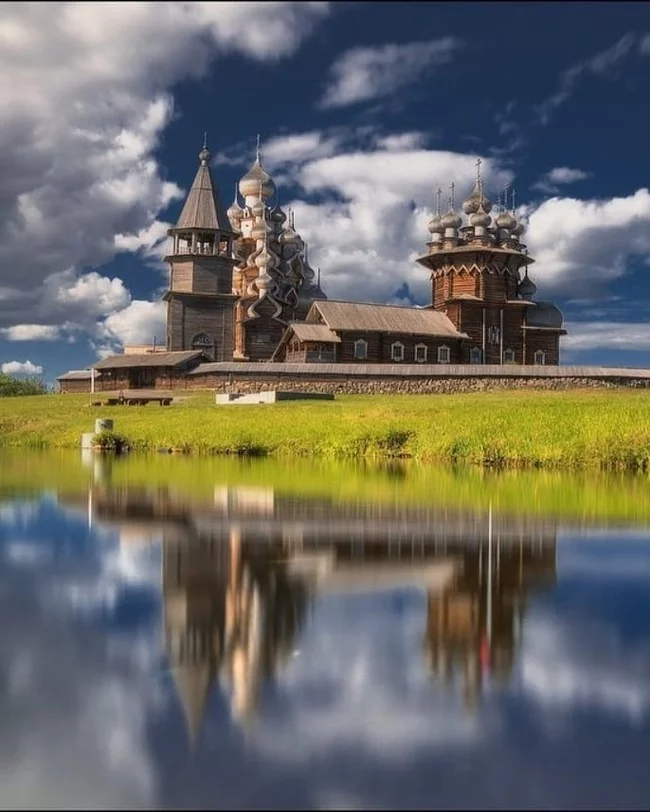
[462, 182, 493, 215]
[512, 220, 525, 237]
[470, 207, 491, 229]
[518, 272, 537, 300]
[429, 187, 445, 236]
[270, 203, 287, 226]
[227, 185, 244, 223]
[279, 211, 304, 249]
[251, 195, 265, 219]
[302, 243, 316, 282]
[496, 210, 516, 231]
[463, 159, 492, 215]
[441, 210, 462, 230]
[239, 157, 275, 201]
[250, 216, 269, 241]
[428, 214, 444, 235]
[255, 244, 273, 269]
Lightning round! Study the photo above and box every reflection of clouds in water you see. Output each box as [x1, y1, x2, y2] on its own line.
[0, 499, 43, 526]
[520, 613, 650, 723]
[4, 540, 53, 566]
[251, 592, 486, 763]
[559, 539, 650, 580]
[54, 539, 161, 615]
[1, 632, 159, 809]
[0, 507, 163, 809]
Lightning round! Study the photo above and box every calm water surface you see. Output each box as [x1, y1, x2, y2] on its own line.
[2, 450, 650, 810]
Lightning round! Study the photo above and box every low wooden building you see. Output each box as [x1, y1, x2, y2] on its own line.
[273, 300, 468, 364]
[91, 350, 206, 391]
[56, 369, 100, 394]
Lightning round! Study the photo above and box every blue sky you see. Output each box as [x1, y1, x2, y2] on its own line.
[0, 2, 649, 382]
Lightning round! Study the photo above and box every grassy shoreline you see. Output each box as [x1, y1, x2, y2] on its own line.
[2, 388, 650, 470]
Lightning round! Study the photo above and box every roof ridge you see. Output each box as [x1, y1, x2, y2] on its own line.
[317, 299, 423, 310]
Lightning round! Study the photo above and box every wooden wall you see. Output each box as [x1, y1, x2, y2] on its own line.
[170, 256, 233, 296]
[57, 379, 94, 394]
[523, 331, 560, 365]
[336, 331, 462, 364]
[167, 293, 235, 361]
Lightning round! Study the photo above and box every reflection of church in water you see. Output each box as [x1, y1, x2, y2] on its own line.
[70, 480, 557, 741]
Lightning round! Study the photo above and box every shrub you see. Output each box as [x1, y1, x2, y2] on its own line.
[0, 373, 48, 397]
[93, 430, 130, 454]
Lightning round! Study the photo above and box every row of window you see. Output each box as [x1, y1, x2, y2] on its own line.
[353, 339, 448, 363]
[353, 339, 546, 365]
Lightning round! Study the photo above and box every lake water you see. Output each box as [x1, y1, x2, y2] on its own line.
[2, 449, 650, 810]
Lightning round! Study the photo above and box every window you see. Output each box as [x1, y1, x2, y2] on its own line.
[504, 348, 516, 364]
[437, 345, 450, 364]
[390, 341, 404, 362]
[414, 343, 428, 363]
[487, 326, 500, 345]
[191, 332, 216, 360]
[534, 349, 546, 365]
[191, 332, 213, 348]
[354, 339, 368, 360]
[469, 347, 483, 364]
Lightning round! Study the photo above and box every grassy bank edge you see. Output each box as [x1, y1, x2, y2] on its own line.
[2, 388, 650, 472]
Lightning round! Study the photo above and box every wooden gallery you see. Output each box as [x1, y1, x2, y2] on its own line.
[57, 143, 565, 394]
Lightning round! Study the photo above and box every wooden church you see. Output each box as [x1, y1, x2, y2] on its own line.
[58, 141, 566, 392]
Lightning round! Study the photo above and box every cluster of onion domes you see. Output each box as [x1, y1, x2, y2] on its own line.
[226, 139, 326, 319]
[427, 161, 527, 247]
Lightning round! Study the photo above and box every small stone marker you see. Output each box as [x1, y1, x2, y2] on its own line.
[82, 418, 115, 449]
[215, 390, 334, 405]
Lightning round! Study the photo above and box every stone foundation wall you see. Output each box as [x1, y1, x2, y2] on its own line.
[182, 372, 650, 395]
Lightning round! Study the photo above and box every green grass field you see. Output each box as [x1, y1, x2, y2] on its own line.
[2, 387, 650, 471]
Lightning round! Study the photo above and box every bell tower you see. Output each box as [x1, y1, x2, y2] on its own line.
[164, 137, 238, 361]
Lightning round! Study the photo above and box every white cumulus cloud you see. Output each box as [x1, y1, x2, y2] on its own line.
[99, 300, 167, 353]
[0, 1, 331, 334]
[523, 188, 650, 293]
[272, 140, 512, 304]
[319, 37, 461, 109]
[0, 324, 61, 341]
[532, 166, 591, 194]
[1, 360, 43, 376]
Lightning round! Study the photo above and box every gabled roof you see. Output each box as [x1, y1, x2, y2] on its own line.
[289, 323, 341, 343]
[310, 300, 466, 339]
[56, 369, 101, 381]
[174, 162, 234, 233]
[93, 350, 205, 370]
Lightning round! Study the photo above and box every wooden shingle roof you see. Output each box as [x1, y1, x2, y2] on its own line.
[312, 300, 466, 338]
[56, 369, 100, 381]
[174, 162, 234, 234]
[93, 350, 205, 370]
[290, 323, 341, 343]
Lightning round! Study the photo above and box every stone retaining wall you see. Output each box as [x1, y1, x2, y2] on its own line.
[182, 372, 650, 395]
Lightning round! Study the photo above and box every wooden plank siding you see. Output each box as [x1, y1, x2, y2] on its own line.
[335, 331, 462, 364]
[166, 293, 235, 361]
